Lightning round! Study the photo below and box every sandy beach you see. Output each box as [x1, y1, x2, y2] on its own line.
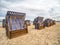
[0, 22, 60, 45]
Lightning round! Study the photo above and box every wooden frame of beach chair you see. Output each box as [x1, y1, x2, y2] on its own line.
[34, 16, 45, 29]
[5, 11, 28, 39]
[2, 19, 6, 28]
[38, 22, 45, 29]
[33, 19, 36, 25]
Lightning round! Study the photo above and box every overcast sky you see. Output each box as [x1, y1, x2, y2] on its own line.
[0, 0, 60, 21]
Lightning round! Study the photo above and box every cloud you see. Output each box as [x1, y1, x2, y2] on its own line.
[5, 0, 24, 3]
[0, 0, 60, 21]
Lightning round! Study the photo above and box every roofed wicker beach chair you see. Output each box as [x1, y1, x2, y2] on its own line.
[44, 19, 51, 27]
[53, 20, 56, 25]
[25, 20, 31, 26]
[5, 11, 28, 39]
[33, 16, 45, 30]
[44, 19, 56, 27]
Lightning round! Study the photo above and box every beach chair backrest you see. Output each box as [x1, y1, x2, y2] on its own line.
[6, 11, 26, 31]
[36, 16, 44, 23]
[33, 16, 44, 25]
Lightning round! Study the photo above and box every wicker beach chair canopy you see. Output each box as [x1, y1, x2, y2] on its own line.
[6, 11, 26, 30]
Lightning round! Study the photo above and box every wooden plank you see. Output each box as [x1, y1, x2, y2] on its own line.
[14, 17, 18, 30]
[10, 16, 12, 30]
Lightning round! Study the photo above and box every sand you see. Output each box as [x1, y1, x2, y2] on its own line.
[0, 22, 60, 45]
